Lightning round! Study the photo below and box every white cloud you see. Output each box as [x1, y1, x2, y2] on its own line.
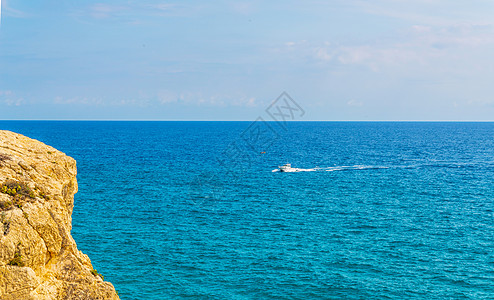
[0, 90, 24, 106]
[53, 96, 148, 106]
[54, 91, 259, 109]
[347, 99, 363, 107]
[305, 22, 494, 73]
[149, 4, 177, 11]
[88, 3, 127, 19]
[314, 47, 332, 61]
[0, 0, 27, 18]
[467, 98, 494, 107]
[411, 25, 431, 33]
[229, 2, 257, 15]
[157, 91, 178, 104]
[54, 96, 104, 105]
[73, 2, 199, 21]
[158, 91, 259, 107]
[350, 0, 494, 26]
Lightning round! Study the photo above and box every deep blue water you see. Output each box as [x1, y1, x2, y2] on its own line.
[0, 121, 493, 299]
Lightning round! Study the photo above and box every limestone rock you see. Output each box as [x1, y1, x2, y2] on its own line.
[0, 130, 119, 300]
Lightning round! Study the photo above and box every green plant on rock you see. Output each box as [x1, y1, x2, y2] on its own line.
[6, 188, 17, 196]
[37, 190, 50, 200]
[8, 244, 24, 267]
[0, 181, 35, 209]
[8, 252, 24, 267]
[1, 181, 33, 198]
[91, 269, 104, 280]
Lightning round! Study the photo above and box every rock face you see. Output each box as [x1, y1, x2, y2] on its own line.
[0, 131, 119, 300]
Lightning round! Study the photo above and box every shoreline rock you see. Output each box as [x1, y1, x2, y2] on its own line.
[0, 130, 120, 300]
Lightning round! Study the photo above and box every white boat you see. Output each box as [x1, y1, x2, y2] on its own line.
[275, 163, 317, 173]
[279, 163, 296, 172]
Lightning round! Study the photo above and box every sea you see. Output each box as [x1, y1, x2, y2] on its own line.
[0, 121, 493, 299]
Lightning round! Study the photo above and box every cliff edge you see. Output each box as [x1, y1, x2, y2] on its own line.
[0, 131, 119, 300]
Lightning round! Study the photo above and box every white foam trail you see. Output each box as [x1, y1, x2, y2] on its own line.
[274, 165, 389, 173]
[325, 165, 389, 172]
[287, 167, 317, 172]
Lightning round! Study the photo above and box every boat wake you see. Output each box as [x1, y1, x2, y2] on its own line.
[272, 165, 388, 173]
[325, 165, 389, 172]
[272, 167, 318, 173]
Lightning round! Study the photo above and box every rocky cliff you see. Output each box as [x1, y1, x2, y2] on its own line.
[0, 130, 119, 300]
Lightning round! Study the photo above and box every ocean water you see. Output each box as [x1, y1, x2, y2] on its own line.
[0, 121, 493, 299]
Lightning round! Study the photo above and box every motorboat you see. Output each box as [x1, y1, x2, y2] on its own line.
[276, 163, 318, 172]
[279, 163, 296, 172]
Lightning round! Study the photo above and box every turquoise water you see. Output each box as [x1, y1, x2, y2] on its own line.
[1, 121, 493, 299]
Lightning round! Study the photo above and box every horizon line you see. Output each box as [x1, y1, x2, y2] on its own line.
[1, 119, 494, 122]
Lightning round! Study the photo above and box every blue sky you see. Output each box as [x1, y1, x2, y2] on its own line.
[1, 0, 494, 120]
